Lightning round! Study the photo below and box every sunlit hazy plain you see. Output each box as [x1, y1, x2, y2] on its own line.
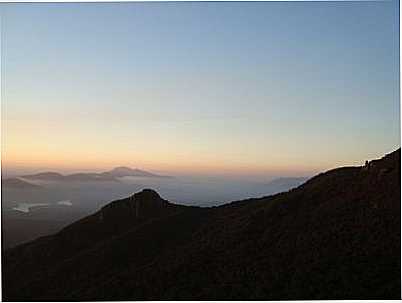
[1, 1, 400, 177]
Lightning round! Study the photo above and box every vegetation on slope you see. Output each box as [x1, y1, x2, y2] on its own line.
[2, 150, 400, 300]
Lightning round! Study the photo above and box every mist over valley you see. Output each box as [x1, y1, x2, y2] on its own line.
[2, 167, 308, 248]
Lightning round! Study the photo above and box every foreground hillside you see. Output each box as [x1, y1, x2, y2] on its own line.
[2, 150, 400, 300]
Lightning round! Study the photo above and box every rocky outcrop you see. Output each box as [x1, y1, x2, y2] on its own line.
[3, 149, 400, 300]
[100, 189, 170, 223]
[363, 149, 400, 172]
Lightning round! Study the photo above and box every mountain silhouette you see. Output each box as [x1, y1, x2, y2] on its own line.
[102, 166, 172, 178]
[2, 149, 400, 300]
[21, 172, 65, 181]
[265, 176, 309, 192]
[2, 178, 42, 190]
[21, 167, 170, 182]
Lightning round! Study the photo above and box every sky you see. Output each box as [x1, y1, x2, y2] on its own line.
[1, 1, 400, 177]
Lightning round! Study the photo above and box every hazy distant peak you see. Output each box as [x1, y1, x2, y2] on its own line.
[22, 171, 116, 182]
[4, 149, 400, 300]
[22, 172, 65, 180]
[2, 177, 42, 189]
[19, 167, 171, 182]
[108, 166, 147, 175]
[27, 171, 63, 177]
[113, 166, 134, 171]
[103, 167, 172, 178]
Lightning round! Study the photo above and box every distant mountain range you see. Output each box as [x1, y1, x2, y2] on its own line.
[18, 166, 172, 182]
[103, 166, 169, 178]
[3, 149, 400, 300]
[2, 178, 42, 190]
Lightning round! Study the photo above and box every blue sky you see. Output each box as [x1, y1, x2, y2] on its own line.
[1, 1, 400, 176]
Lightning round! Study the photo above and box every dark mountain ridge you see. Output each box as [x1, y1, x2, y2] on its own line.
[264, 176, 309, 193]
[2, 149, 400, 300]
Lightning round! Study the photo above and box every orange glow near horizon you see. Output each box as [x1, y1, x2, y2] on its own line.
[2, 115, 397, 178]
[2, 140, 371, 178]
[2, 139, 327, 177]
[2, 154, 320, 177]
[1, 2, 399, 180]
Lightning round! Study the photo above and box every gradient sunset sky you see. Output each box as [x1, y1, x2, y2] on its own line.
[1, 1, 400, 177]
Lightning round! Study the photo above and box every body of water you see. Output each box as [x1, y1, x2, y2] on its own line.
[12, 200, 73, 213]
[12, 203, 50, 213]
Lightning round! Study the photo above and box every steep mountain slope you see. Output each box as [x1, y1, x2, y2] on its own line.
[265, 176, 309, 193]
[2, 150, 400, 300]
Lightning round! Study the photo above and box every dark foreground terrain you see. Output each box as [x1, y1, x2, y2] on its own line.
[2, 150, 401, 300]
